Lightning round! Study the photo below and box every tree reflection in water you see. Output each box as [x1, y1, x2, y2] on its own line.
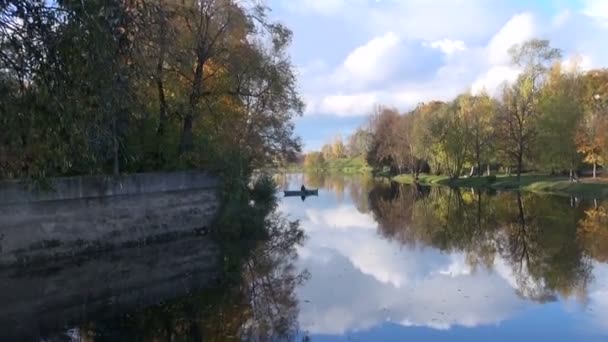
[368, 182, 596, 304]
[52, 206, 308, 341]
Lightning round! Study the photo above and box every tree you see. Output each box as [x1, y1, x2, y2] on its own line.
[458, 92, 496, 176]
[498, 39, 561, 180]
[303, 152, 325, 170]
[410, 101, 447, 175]
[536, 62, 583, 177]
[367, 106, 415, 174]
[347, 128, 372, 157]
[330, 134, 346, 159]
[411, 100, 469, 179]
[0, 0, 302, 181]
[577, 69, 608, 178]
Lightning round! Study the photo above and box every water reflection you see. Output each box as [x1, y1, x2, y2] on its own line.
[282, 175, 608, 340]
[8, 174, 608, 340]
[370, 184, 592, 302]
[4, 204, 308, 341]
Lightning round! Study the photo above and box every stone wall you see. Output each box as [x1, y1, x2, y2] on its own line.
[0, 171, 221, 267]
[0, 171, 219, 205]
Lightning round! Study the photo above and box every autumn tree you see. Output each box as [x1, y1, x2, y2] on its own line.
[367, 106, 415, 174]
[0, 0, 303, 180]
[410, 101, 447, 174]
[576, 69, 608, 178]
[330, 134, 346, 159]
[497, 39, 561, 180]
[347, 127, 372, 157]
[304, 152, 325, 170]
[458, 93, 496, 176]
[536, 62, 583, 177]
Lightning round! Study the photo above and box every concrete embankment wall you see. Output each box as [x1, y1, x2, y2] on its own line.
[0, 171, 222, 267]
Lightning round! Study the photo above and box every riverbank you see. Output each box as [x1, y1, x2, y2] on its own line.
[393, 174, 608, 199]
[277, 157, 372, 174]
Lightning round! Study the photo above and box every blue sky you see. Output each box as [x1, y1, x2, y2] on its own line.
[266, 0, 608, 151]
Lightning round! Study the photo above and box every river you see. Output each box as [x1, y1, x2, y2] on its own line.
[2, 172, 608, 341]
[277, 172, 608, 341]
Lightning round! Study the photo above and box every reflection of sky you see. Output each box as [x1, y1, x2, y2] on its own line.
[278, 174, 608, 341]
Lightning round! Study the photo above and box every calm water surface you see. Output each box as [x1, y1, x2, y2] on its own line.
[277, 173, 608, 342]
[4, 172, 608, 341]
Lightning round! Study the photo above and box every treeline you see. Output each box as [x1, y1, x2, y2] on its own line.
[304, 131, 371, 170]
[309, 39, 608, 180]
[0, 0, 302, 181]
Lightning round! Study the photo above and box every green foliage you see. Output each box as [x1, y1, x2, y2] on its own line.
[535, 64, 584, 172]
[0, 0, 302, 181]
[304, 152, 326, 170]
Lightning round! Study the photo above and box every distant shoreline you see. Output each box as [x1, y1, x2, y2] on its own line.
[392, 174, 608, 200]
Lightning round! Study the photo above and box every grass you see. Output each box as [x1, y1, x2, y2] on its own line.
[279, 156, 372, 174]
[393, 173, 608, 199]
[324, 156, 372, 173]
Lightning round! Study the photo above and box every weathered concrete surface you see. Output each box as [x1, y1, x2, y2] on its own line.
[0, 171, 221, 266]
[0, 171, 224, 340]
[0, 170, 219, 205]
[0, 188, 220, 266]
[0, 236, 221, 341]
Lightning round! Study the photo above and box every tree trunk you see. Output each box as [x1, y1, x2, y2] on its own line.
[112, 116, 119, 176]
[593, 161, 597, 178]
[179, 54, 205, 155]
[156, 1, 168, 138]
[156, 72, 167, 138]
[179, 114, 194, 154]
[476, 148, 481, 177]
[486, 164, 490, 176]
[516, 152, 523, 182]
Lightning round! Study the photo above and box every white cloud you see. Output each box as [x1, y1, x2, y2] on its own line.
[366, 0, 508, 42]
[471, 65, 520, 95]
[332, 32, 402, 89]
[486, 13, 536, 66]
[282, 0, 352, 16]
[280, 0, 608, 146]
[425, 39, 467, 56]
[581, 0, 608, 25]
[316, 92, 379, 116]
[301, 12, 537, 117]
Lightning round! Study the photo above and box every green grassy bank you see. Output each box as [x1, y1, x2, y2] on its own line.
[393, 173, 608, 199]
[277, 157, 372, 174]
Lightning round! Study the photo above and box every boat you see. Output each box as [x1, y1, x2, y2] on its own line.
[283, 189, 318, 197]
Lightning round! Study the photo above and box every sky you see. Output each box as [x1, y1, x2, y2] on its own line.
[265, 0, 608, 151]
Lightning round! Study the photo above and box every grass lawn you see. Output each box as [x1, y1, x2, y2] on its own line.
[324, 156, 372, 173]
[393, 173, 608, 199]
[276, 157, 372, 174]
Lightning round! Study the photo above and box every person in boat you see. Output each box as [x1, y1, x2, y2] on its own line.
[301, 184, 306, 192]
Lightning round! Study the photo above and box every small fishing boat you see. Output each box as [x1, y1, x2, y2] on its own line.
[283, 189, 319, 197]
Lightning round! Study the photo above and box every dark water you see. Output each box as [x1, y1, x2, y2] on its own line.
[3, 172, 608, 341]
